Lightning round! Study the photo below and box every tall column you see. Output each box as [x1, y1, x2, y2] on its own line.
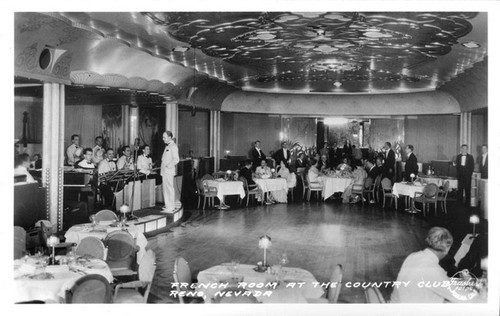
[129, 105, 139, 145]
[42, 83, 65, 230]
[460, 112, 472, 146]
[122, 105, 130, 146]
[165, 101, 178, 138]
[210, 110, 221, 171]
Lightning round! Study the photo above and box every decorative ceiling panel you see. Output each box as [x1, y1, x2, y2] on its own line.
[144, 12, 487, 93]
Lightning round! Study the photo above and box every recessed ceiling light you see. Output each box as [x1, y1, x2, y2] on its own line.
[461, 41, 480, 48]
[172, 46, 190, 52]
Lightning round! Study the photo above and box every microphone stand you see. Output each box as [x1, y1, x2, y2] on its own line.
[128, 149, 140, 220]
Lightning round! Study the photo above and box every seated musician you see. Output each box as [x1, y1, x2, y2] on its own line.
[98, 148, 117, 174]
[92, 136, 104, 164]
[74, 148, 96, 169]
[117, 145, 134, 170]
[14, 153, 37, 183]
[97, 148, 120, 209]
[137, 145, 153, 175]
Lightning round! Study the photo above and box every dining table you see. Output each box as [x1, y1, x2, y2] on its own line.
[196, 263, 325, 303]
[419, 175, 458, 189]
[204, 179, 246, 209]
[254, 177, 288, 203]
[319, 175, 354, 200]
[14, 255, 113, 303]
[392, 181, 425, 213]
[64, 221, 148, 263]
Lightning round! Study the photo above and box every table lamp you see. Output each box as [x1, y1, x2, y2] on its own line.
[271, 168, 276, 178]
[119, 204, 131, 226]
[259, 235, 272, 268]
[47, 235, 60, 265]
[225, 169, 232, 180]
[469, 214, 480, 237]
[410, 173, 415, 183]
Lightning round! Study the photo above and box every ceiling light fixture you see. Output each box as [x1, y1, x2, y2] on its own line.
[333, 81, 342, 87]
[461, 41, 480, 48]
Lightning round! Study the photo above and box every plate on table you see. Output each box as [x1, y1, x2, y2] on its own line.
[85, 263, 107, 269]
[28, 272, 54, 280]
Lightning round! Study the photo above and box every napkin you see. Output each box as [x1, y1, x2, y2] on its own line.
[45, 265, 70, 274]
[14, 263, 36, 278]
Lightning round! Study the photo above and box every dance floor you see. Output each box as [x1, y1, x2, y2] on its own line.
[144, 199, 468, 303]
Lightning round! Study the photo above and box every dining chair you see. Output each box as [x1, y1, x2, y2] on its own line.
[299, 172, 308, 200]
[373, 174, 383, 203]
[113, 249, 156, 303]
[287, 173, 297, 202]
[65, 274, 113, 303]
[307, 264, 343, 303]
[211, 287, 259, 303]
[94, 209, 118, 222]
[14, 226, 26, 259]
[361, 177, 375, 204]
[364, 287, 386, 303]
[305, 174, 323, 201]
[413, 183, 439, 216]
[381, 178, 398, 209]
[173, 257, 203, 303]
[196, 178, 218, 212]
[104, 230, 139, 278]
[239, 176, 262, 206]
[436, 181, 450, 215]
[75, 236, 107, 260]
[201, 174, 214, 181]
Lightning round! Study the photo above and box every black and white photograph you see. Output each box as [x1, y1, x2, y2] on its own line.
[4, 1, 499, 315]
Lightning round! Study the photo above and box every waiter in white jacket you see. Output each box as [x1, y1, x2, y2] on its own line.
[161, 131, 180, 212]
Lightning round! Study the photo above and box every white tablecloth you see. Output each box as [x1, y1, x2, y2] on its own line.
[65, 223, 148, 263]
[420, 176, 458, 189]
[196, 263, 324, 303]
[205, 179, 246, 201]
[14, 257, 113, 303]
[320, 176, 353, 200]
[254, 178, 288, 193]
[392, 182, 425, 198]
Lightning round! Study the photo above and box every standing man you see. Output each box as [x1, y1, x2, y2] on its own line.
[273, 141, 291, 166]
[455, 144, 475, 207]
[66, 134, 82, 166]
[479, 144, 488, 179]
[251, 140, 266, 171]
[383, 142, 396, 181]
[404, 145, 419, 181]
[161, 131, 180, 212]
[92, 136, 104, 164]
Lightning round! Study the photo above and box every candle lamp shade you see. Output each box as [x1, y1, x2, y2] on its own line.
[119, 204, 131, 214]
[259, 235, 272, 249]
[469, 215, 480, 224]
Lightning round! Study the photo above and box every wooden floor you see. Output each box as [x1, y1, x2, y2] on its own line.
[144, 196, 470, 304]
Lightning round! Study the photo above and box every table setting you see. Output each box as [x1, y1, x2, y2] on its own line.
[204, 176, 246, 209]
[14, 251, 113, 303]
[319, 170, 354, 200]
[253, 174, 288, 203]
[64, 216, 148, 263]
[196, 235, 324, 303]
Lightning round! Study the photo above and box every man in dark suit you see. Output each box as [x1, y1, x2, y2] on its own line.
[239, 159, 257, 187]
[272, 141, 291, 166]
[366, 159, 378, 180]
[455, 144, 475, 207]
[479, 144, 488, 179]
[328, 142, 343, 167]
[383, 142, 396, 181]
[251, 140, 266, 171]
[404, 145, 419, 181]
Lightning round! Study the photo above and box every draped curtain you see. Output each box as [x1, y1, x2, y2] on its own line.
[64, 105, 103, 150]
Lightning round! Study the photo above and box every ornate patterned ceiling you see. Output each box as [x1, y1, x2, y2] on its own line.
[144, 12, 487, 93]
